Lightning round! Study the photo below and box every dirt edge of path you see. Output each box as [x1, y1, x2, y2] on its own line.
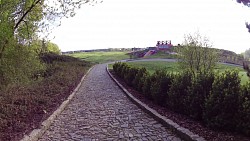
[21, 66, 94, 141]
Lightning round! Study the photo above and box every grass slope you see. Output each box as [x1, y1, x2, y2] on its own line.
[143, 51, 177, 59]
[70, 51, 130, 64]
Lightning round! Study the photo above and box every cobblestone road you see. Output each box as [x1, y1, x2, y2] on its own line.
[39, 64, 182, 141]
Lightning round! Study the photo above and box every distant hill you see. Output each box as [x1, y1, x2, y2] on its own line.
[130, 47, 245, 66]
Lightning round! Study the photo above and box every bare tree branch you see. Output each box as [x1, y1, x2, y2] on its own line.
[14, 0, 41, 30]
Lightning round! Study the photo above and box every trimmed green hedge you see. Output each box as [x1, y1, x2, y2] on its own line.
[113, 62, 250, 137]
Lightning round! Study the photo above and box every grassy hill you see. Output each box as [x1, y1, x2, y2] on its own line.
[70, 51, 130, 64]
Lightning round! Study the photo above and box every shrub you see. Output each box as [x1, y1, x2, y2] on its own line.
[238, 82, 250, 136]
[113, 62, 124, 76]
[113, 62, 129, 79]
[121, 63, 130, 79]
[113, 62, 120, 73]
[150, 70, 173, 106]
[40, 52, 80, 64]
[0, 44, 45, 89]
[203, 70, 241, 131]
[113, 62, 250, 136]
[142, 74, 154, 100]
[186, 72, 215, 120]
[137, 70, 149, 93]
[124, 67, 139, 86]
[168, 71, 192, 114]
[132, 67, 148, 91]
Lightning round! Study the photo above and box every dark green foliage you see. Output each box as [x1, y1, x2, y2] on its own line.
[0, 44, 45, 88]
[132, 67, 148, 92]
[239, 82, 250, 136]
[40, 53, 90, 78]
[124, 67, 139, 86]
[142, 74, 154, 100]
[138, 71, 149, 94]
[113, 62, 120, 73]
[121, 63, 130, 79]
[113, 62, 250, 136]
[186, 72, 215, 120]
[168, 71, 192, 114]
[40, 52, 81, 64]
[204, 70, 241, 131]
[113, 62, 129, 79]
[243, 61, 250, 77]
[150, 70, 173, 106]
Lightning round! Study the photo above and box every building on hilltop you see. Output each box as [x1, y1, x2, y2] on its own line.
[156, 40, 172, 50]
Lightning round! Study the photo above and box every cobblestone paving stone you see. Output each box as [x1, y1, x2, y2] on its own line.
[39, 64, 182, 141]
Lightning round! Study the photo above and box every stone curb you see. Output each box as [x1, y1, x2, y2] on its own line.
[106, 66, 206, 141]
[21, 66, 94, 141]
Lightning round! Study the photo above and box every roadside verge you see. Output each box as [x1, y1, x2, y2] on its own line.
[21, 66, 94, 141]
[106, 65, 206, 141]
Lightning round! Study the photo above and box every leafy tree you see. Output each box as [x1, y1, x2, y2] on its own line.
[47, 42, 61, 54]
[30, 39, 61, 54]
[0, 0, 97, 54]
[0, 0, 97, 88]
[177, 32, 218, 75]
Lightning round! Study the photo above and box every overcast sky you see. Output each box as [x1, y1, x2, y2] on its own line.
[51, 0, 250, 54]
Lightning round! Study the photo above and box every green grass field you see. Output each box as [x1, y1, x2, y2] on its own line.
[70, 51, 130, 64]
[143, 51, 177, 59]
[124, 61, 248, 84]
[70, 51, 249, 84]
[127, 61, 178, 73]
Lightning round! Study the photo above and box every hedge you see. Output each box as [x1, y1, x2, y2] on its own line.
[113, 62, 250, 136]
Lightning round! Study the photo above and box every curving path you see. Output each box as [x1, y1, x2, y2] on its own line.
[38, 64, 182, 141]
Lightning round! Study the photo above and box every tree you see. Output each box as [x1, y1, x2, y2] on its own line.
[0, 0, 98, 88]
[0, 0, 98, 55]
[47, 42, 61, 54]
[236, 0, 250, 6]
[30, 39, 61, 54]
[177, 32, 218, 75]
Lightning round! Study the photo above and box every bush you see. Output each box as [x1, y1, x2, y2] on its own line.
[40, 52, 79, 64]
[150, 70, 173, 106]
[0, 43, 45, 89]
[168, 71, 192, 114]
[113, 62, 128, 79]
[113, 62, 121, 73]
[113, 62, 250, 136]
[40, 53, 90, 78]
[132, 67, 148, 92]
[203, 70, 241, 131]
[142, 74, 154, 100]
[238, 82, 250, 136]
[121, 63, 130, 79]
[186, 72, 215, 120]
[124, 67, 139, 86]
